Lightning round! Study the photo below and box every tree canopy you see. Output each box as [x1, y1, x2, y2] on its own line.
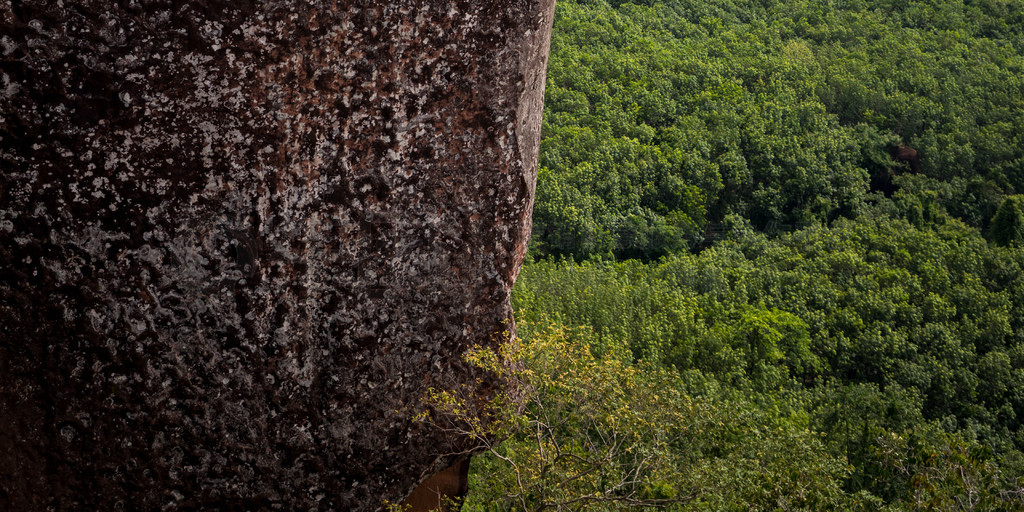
[532, 0, 1024, 261]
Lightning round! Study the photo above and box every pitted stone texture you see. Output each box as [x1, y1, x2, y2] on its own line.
[0, 0, 554, 509]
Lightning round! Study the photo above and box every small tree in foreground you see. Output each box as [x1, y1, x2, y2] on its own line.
[421, 321, 858, 511]
[423, 323, 700, 511]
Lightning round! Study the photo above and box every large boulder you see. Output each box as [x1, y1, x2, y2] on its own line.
[0, 0, 554, 509]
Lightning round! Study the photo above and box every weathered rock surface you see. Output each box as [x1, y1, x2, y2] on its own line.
[0, 0, 554, 509]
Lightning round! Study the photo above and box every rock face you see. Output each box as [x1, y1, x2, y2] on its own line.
[0, 1, 554, 509]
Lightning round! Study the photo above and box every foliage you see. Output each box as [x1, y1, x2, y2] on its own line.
[426, 323, 857, 511]
[513, 258, 701, 364]
[989, 195, 1024, 247]
[872, 426, 1024, 511]
[509, 215, 1024, 507]
[532, 0, 1024, 260]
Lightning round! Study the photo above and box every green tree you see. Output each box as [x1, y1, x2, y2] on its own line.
[989, 195, 1024, 247]
[425, 322, 859, 511]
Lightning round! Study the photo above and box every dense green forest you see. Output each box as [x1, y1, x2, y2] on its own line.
[533, 0, 1024, 261]
[431, 0, 1024, 509]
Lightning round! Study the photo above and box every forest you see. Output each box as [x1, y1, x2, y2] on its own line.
[423, 0, 1024, 509]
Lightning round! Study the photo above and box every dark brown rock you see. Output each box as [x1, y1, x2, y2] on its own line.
[402, 458, 470, 511]
[889, 144, 921, 173]
[0, 0, 554, 509]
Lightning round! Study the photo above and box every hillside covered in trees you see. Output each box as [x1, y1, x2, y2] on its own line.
[436, 0, 1024, 509]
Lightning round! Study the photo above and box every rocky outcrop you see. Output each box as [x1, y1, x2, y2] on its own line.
[402, 458, 471, 511]
[0, 0, 555, 509]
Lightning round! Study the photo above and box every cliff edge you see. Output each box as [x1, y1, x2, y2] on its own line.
[0, 0, 555, 508]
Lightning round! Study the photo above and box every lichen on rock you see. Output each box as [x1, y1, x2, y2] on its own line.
[0, 0, 555, 509]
